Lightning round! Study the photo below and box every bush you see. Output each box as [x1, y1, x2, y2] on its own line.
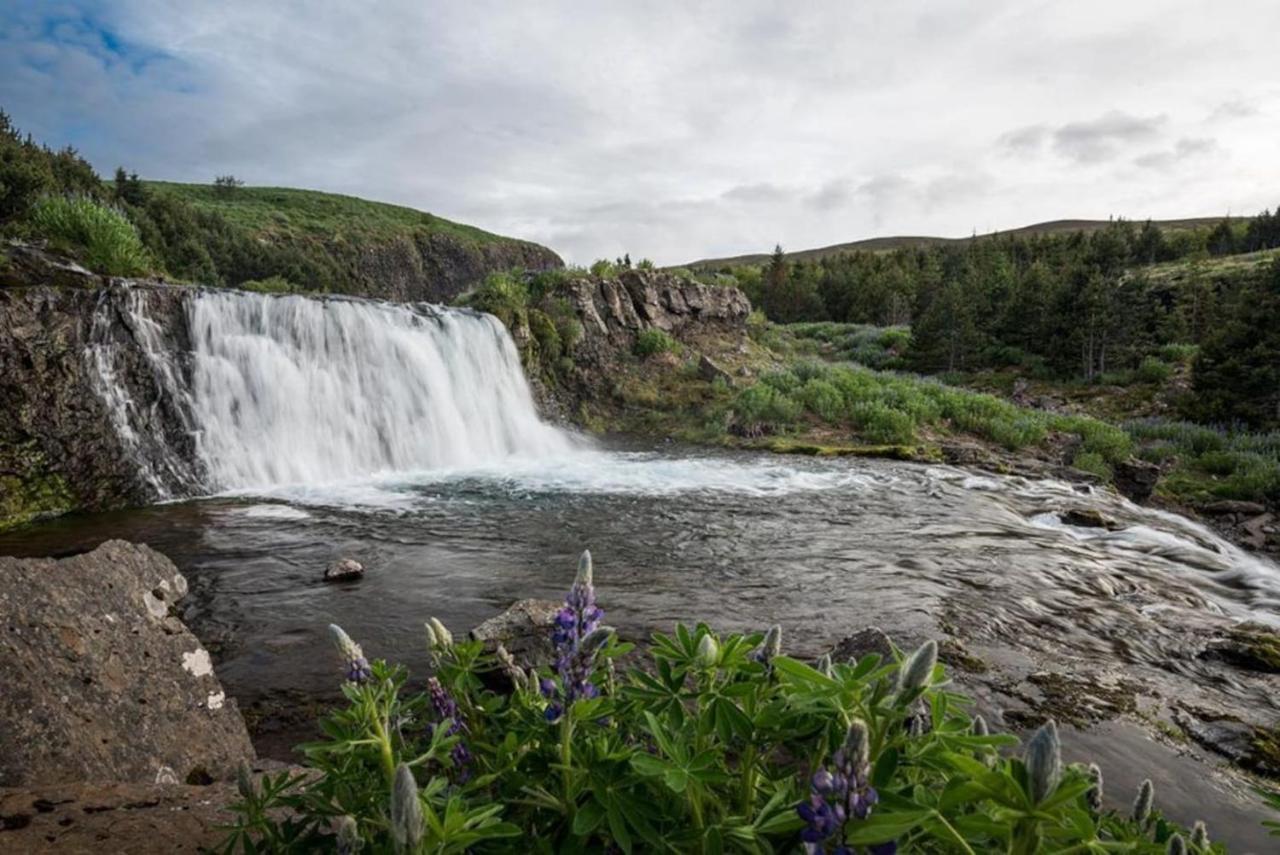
[527, 309, 562, 362]
[797, 378, 845, 422]
[28, 195, 151, 276]
[1158, 343, 1198, 364]
[850, 400, 915, 444]
[634, 329, 681, 358]
[221, 554, 1225, 853]
[1137, 356, 1173, 384]
[732, 383, 802, 431]
[1073, 450, 1112, 479]
[239, 275, 297, 293]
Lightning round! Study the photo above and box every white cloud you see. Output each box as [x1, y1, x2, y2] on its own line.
[2, 0, 1279, 265]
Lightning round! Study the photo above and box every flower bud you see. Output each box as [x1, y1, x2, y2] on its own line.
[335, 815, 362, 855]
[1190, 820, 1208, 850]
[843, 719, 870, 771]
[390, 763, 424, 853]
[426, 617, 452, 649]
[1024, 720, 1061, 804]
[762, 624, 782, 660]
[695, 633, 719, 669]
[1166, 833, 1186, 855]
[575, 549, 593, 588]
[1085, 762, 1103, 812]
[1132, 778, 1153, 824]
[897, 640, 937, 696]
[815, 652, 834, 677]
[971, 715, 988, 737]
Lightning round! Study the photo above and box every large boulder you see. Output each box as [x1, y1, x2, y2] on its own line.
[468, 598, 560, 667]
[0, 540, 254, 787]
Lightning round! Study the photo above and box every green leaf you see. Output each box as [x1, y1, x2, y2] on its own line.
[841, 809, 933, 843]
[662, 766, 689, 793]
[771, 656, 840, 689]
[872, 746, 899, 788]
[572, 799, 606, 835]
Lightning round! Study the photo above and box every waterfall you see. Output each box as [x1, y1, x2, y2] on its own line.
[89, 287, 576, 495]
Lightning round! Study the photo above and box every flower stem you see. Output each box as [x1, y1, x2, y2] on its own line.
[560, 714, 575, 817]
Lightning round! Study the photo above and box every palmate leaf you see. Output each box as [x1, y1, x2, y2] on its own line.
[771, 655, 841, 690]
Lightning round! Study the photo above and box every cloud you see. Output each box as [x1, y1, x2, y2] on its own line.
[1133, 136, 1218, 170]
[998, 124, 1048, 154]
[1, 1, 1279, 264]
[1051, 111, 1167, 163]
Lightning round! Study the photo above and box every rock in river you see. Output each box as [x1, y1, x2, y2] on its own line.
[0, 540, 254, 787]
[323, 557, 365, 582]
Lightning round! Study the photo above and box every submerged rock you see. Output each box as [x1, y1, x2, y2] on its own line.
[828, 627, 896, 665]
[323, 558, 365, 582]
[1060, 508, 1120, 530]
[0, 540, 254, 787]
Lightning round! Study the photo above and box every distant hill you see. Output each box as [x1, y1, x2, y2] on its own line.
[685, 217, 1238, 269]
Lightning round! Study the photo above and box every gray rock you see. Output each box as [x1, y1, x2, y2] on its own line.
[323, 557, 365, 582]
[1113, 458, 1160, 503]
[1060, 508, 1118, 529]
[1199, 499, 1266, 516]
[0, 540, 255, 787]
[468, 598, 561, 669]
[697, 354, 732, 384]
[828, 627, 896, 665]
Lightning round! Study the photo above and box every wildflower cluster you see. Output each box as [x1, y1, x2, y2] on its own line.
[799, 721, 892, 854]
[540, 550, 611, 721]
[222, 552, 1250, 855]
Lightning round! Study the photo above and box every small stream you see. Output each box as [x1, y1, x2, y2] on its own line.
[4, 443, 1277, 849]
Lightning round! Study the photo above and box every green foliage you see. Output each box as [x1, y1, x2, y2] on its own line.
[1158, 342, 1198, 364]
[849, 400, 916, 444]
[590, 258, 620, 278]
[28, 195, 152, 276]
[1072, 450, 1112, 480]
[221, 560, 1232, 853]
[0, 110, 100, 224]
[1125, 418, 1280, 503]
[797, 378, 845, 422]
[635, 328, 682, 358]
[239, 275, 299, 293]
[732, 383, 802, 432]
[1136, 356, 1173, 384]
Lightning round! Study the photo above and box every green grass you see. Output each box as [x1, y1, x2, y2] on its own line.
[28, 195, 151, 276]
[1126, 418, 1280, 503]
[634, 329, 682, 358]
[144, 181, 509, 246]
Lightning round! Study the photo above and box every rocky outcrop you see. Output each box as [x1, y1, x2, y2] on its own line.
[0, 248, 199, 530]
[565, 269, 751, 363]
[0, 540, 255, 787]
[352, 232, 562, 303]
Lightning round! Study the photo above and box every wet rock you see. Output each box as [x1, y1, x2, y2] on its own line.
[697, 354, 732, 384]
[1000, 671, 1140, 728]
[468, 599, 561, 669]
[1173, 706, 1280, 777]
[0, 541, 255, 787]
[1241, 513, 1274, 550]
[1060, 508, 1119, 530]
[1200, 623, 1280, 674]
[323, 558, 364, 582]
[828, 627, 896, 665]
[1199, 499, 1266, 516]
[1113, 458, 1160, 503]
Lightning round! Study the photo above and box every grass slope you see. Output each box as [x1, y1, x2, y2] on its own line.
[145, 181, 512, 246]
[686, 216, 1241, 268]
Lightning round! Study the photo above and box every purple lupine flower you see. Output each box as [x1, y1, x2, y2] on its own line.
[329, 624, 372, 684]
[542, 551, 612, 723]
[796, 720, 892, 854]
[425, 677, 471, 781]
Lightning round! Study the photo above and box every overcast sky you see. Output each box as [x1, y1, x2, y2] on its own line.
[3, 1, 1278, 264]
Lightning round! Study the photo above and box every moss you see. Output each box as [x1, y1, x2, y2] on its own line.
[1220, 626, 1280, 673]
[746, 438, 939, 462]
[0, 471, 76, 531]
[1249, 725, 1280, 776]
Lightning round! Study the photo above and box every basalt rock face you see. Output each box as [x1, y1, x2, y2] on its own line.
[353, 232, 563, 303]
[566, 269, 752, 360]
[0, 540, 255, 787]
[0, 246, 199, 530]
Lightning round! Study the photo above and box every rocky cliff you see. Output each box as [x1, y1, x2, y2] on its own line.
[0, 245, 199, 531]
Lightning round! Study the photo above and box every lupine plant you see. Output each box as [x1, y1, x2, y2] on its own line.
[222, 552, 1246, 853]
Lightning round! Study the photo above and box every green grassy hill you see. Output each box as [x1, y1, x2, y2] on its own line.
[145, 182, 508, 246]
[686, 216, 1239, 268]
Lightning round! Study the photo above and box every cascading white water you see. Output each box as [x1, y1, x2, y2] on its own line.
[185, 291, 576, 490]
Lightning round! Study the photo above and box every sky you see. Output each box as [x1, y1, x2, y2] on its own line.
[2, 1, 1278, 265]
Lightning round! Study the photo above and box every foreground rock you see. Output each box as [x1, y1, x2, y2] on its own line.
[0, 540, 254, 787]
[468, 598, 560, 667]
[0, 778, 238, 853]
[323, 557, 365, 582]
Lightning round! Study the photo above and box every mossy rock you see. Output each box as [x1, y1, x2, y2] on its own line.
[0, 472, 76, 531]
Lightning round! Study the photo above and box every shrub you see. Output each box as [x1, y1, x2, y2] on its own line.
[28, 195, 151, 276]
[1137, 356, 1173, 384]
[850, 400, 915, 444]
[732, 383, 801, 431]
[221, 554, 1223, 853]
[760, 369, 801, 394]
[1158, 343, 1199, 364]
[462, 271, 528, 326]
[1055, 415, 1133, 463]
[798, 378, 845, 422]
[239, 275, 297, 293]
[634, 328, 681, 358]
[1073, 450, 1112, 479]
[527, 309, 562, 362]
